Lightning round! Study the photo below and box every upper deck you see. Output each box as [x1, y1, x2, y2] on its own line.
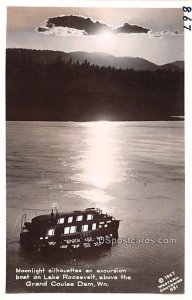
[23, 208, 119, 238]
[32, 208, 110, 225]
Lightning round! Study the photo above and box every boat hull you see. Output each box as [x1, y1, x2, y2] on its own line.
[20, 220, 120, 252]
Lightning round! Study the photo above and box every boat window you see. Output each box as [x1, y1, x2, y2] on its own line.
[92, 223, 96, 230]
[48, 229, 55, 236]
[87, 214, 93, 220]
[68, 216, 73, 223]
[64, 227, 70, 234]
[104, 224, 108, 227]
[57, 218, 65, 224]
[107, 220, 111, 223]
[82, 224, 88, 232]
[70, 226, 77, 233]
[76, 215, 83, 221]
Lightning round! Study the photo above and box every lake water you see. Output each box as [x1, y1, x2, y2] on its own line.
[6, 121, 184, 293]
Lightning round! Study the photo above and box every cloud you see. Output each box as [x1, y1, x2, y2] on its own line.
[116, 23, 150, 34]
[37, 15, 113, 36]
[37, 25, 86, 37]
[149, 29, 183, 38]
[161, 30, 169, 34]
[171, 30, 183, 35]
[37, 27, 49, 33]
[36, 15, 151, 37]
[149, 32, 162, 38]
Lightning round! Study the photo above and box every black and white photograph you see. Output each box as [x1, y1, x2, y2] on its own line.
[4, 1, 188, 294]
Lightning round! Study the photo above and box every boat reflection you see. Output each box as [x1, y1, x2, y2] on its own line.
[19, 241, 115, 264]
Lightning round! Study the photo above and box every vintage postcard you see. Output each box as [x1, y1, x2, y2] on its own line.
[1, 0, 192, 297]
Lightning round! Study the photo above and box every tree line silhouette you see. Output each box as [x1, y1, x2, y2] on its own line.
[6, 49, 184, 121]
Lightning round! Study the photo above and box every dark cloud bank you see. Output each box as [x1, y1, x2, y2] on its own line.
[37, 15, 151, 35]
[116, 23, 149, 34]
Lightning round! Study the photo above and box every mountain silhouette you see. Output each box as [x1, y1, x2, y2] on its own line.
[6, 48, 184, 71]
[159, 61, 184, 71]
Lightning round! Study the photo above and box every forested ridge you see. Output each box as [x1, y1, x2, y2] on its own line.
[6, 48, 184, 121]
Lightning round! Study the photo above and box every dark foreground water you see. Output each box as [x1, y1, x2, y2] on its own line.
[6, 121, 184, 293]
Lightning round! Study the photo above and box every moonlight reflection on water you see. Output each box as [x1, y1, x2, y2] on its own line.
[76, 121, 124, 189]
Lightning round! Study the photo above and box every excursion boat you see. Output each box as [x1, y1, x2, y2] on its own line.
[20, 208, 120, 252]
